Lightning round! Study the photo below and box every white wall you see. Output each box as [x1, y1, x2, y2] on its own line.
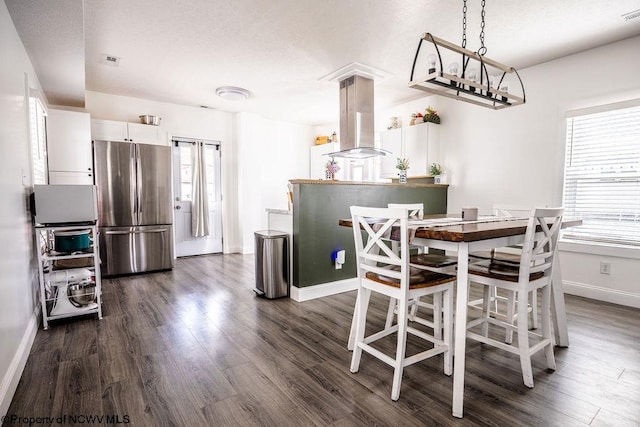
[383, 36, 640, 307]
[237, 112, 312, 253]
[0, 1, 42, 416]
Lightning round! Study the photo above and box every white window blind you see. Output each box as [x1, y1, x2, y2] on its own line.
[29, 97, 48, 185]
[562, 104, 640, 246]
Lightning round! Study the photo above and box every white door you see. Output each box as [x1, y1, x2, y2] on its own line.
[172, 140, 223, 257]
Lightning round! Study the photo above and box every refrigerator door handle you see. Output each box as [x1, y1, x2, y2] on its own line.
[135, 144, 142, 224]
[129, 143, 137, 223]
[105, 229, 169, 235]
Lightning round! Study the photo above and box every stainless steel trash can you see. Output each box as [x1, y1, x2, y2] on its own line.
[254, 230, 289, 299]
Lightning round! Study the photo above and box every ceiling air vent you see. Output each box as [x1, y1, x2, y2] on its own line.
[101, 54, 120, 67]
[622, 9, 640, 21]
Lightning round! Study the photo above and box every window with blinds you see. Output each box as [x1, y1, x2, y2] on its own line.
[562, 104, 640, 246]
[29, 97, 48, 185]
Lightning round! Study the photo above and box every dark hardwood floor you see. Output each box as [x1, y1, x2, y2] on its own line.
[5, 254, 640, 426]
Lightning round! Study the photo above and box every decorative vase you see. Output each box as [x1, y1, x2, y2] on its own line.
[434, 174, 447, 184]
[325, 170, 335, 180]
[398, 170, 407, 183]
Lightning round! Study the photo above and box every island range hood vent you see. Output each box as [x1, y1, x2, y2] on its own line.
[325, 75, 388, 159]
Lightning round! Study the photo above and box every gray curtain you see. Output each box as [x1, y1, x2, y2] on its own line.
[191, 141, 210, 237]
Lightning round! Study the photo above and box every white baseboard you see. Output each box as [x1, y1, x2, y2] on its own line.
[291, 278, 358, 302]
[223, 246, 244, 254]
[563, 280, 640, 308]
[0, 312, 38, 418]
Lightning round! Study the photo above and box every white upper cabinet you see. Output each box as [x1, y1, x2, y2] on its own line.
[379, 127, 402, 179]
[47, 109, 93, 185]
[128, 122, 164, 145]
[91, 119, 167, 146]
[379, 122, 440, 178]
[90, 119, 128, 142]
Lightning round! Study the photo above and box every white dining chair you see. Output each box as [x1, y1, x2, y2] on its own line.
[468, 204, 539, 342]
[349, 206, 455, 400]
[466, 207, 564, 388]
[385, 203, 457, 334]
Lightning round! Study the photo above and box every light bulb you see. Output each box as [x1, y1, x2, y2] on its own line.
[448, 62, 459, 76]
[427, 54, 437, 74]
[488, 75, 497, 97]
[466, 68, 478, 93]
[466, 68, 477, 81]
[448, 62, 459, 87]
[499, 80, 509, 102]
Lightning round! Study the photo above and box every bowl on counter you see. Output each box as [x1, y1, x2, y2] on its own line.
[139, 115, 161, 126]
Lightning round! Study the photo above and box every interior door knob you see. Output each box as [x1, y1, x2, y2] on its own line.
[175, 205, 181, 210]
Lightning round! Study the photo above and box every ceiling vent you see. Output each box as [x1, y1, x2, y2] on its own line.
[622, 9, 640, 21]
[101, 54, 120, 67]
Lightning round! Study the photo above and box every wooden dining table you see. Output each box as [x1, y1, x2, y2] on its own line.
[339, 214, 582, 418]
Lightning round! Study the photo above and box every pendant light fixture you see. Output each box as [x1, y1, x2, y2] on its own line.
[409, 0, 525, 110]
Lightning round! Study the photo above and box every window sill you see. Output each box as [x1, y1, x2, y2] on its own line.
[559, 239, 640, 260]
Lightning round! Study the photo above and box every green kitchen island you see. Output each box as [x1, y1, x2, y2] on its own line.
[288, 179, 448, 301]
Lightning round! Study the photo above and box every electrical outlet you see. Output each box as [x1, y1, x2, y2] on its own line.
[334, 249, 345, 269]
[600, 262, 611, 275]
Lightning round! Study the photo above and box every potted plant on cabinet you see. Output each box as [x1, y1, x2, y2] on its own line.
[429, 162, 446, 184]
[424, 106, 441, 124]
[396, 158, 410, 183]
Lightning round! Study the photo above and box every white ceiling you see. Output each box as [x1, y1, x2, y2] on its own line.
[7, 0, 640, 125]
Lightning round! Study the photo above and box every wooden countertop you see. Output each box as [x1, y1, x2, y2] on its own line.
[339, 215, 583, 242]
[289, 179, 448, 188]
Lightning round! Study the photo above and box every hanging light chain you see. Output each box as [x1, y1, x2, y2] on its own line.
[478, 0, 487, 55]
[461, 0, 467, 49]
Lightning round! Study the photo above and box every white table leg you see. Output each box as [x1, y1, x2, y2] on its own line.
[550, 250, 569, 347]
[452, 243, 469, 418]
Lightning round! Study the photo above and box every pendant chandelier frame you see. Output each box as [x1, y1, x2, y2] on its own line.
[409, 0, 526, 110]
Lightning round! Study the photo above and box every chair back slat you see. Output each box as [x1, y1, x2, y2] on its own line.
[351, 206, 411, 292]
[519, 207, 564, 282]
[358, 216, 399, 260]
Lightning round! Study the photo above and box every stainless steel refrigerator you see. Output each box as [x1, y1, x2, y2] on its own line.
[93, 140, 174, 276]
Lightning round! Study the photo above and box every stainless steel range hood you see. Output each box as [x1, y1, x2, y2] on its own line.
[326, 75, 388, 159]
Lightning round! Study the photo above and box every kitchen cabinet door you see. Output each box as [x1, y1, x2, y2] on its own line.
[127, 122, 163, 145]
[91, 119, 129, 142]
[404, 123, 429, 176]
[379, 127, 402, 178]
[378, 122, 439, 179]
[49, 171, 93, 185]
[47, 109, 93, 181]
[91, 119, 167, 145]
